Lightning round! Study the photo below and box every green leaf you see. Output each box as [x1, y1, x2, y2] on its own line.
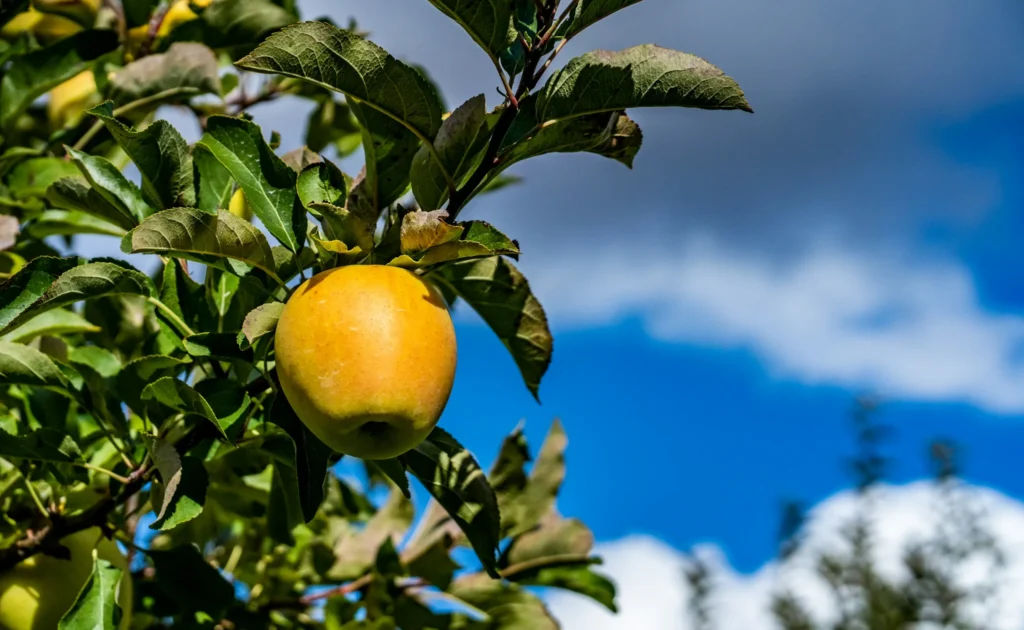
[196, 116, 305, 252]
[555, 0, 645, 40]
[0, 30, 118, 129]
[0, 260, 153, 336]
[146, 436, 209, 531]
[26, 210, 126, 239]
[66, 147, 153, 224]
[425, 0, 515, 62]
[404, 533, 459, 590]
[306, 98, 362, 155]
[431, 257, 551, 399]
[68, 345, 122, 378]
[514, 561, 617, 612]
[329, 487, 413, 580]
[239, 302, 284, 350]
[1, 308, 99, 342]
[195, 379, 252, 439]
[46, 177, 138, 232]
[237, 21, 444, 140]
[88, 102, 196, 209]
[194, 148, 234, 214]
[149, 545, 235, 618]
[58, 557, 124, 630]
[266, 392, 332, 522]
[158, 257, 213, 333]
[347, 101, 420, 222]
[403, 427, 501, 578]
[141, 376, 232, 440]
[108, 42, 221, 108]
[0, 256, 78, 332]
[390, 213, 519, 268]
[197, 0, 296, 54]
[411, 94, 490, 210]
[538, 44, 752, 122]
[370, 458, 411, 499]
[265, 434, 303, 544]
[296, 161, 347, 209]
[507, 516, 592, 565]
[448, 574, 559, 629]
[500, 98, 642, 172]
[115, 354, 191, 413]
[5, 157, 80, 200]
[183, 332, 254, 362]
[126, 208, 279, 281]
[0, 426, 83, 464]
[280, 146, 321, 173]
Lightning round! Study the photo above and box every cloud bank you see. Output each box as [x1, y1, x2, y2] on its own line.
[548, 482, 1024, 629]
[523, 242, 1024, 414]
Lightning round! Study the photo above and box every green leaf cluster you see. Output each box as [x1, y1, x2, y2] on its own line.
[0, 0, 750, 626]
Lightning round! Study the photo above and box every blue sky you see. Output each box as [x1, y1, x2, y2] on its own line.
[143, 0, 1024, 621]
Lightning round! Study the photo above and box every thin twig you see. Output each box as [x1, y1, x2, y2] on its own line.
[137, 3, 171, 58]
[147, 296, 195, 337]
[78, 463, 132, 485]
[21, 472, 49, 520]
[300, 574, 374, 605]
[491, 58, 519, 109]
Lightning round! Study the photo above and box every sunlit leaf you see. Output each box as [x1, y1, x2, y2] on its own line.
[46, 177, 138, 232]
[538, 44, 752, 122]
[88, 102, 196, 209]
[196, 116, 305, 252]
[58, 557, 124, 630]
[66, 147, 153, 224]
[126, 208, 279, 281]
[0, 260, 153, 336]
[109, 42, 221, 108]
[237, 21, 444, 140]
[145, 436, 209, 531]
[1, 308, 99, 342]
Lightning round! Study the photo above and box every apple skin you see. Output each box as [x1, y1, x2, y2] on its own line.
[228, 189, 253, 221]
[0, 527, 132, 630]
[48, 71, 98, 130]
[275, 265, 457, 459]
[0, 9, 82, 43]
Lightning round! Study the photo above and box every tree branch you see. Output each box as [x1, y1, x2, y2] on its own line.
[0, 423, 219, 573]
[445, 3, 563, 220]
[0, 465, 149, 572]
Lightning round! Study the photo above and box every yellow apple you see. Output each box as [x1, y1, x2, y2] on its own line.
[0, 8, 82, 44]
[228, 188, 252, 221]
[47, 70, 98, 130]
[275, 265, 457, 459]
[33, 0, 101, 26]
[0, 527, 133, 630]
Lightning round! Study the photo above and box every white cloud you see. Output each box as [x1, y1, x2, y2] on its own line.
[523, 241, 1024, 414]
[548, 482, 1024, 630]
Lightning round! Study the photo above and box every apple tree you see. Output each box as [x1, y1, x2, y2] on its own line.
[0, 0, 751, 627]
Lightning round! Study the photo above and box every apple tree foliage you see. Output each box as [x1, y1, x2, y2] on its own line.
[0, 0, 751, 627]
